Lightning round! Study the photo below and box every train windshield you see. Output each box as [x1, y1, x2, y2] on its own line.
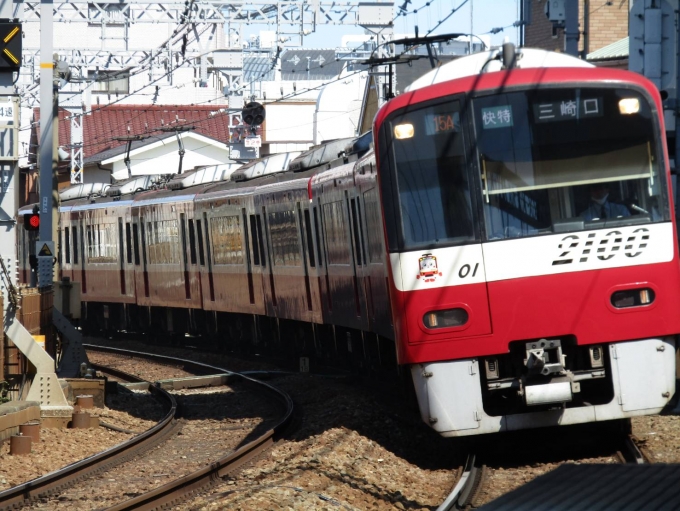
[384, 99, 476, 249]
[473, 87, 668, 240]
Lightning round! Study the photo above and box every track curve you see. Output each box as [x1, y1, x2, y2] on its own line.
[86, 344, 295, 510]
[0, 366, 177, 511]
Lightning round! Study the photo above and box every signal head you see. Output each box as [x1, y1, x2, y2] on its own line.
[241, 101, 266, 126]
[23, 212, 39, 231]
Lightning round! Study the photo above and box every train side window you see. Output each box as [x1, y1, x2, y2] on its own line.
[188, 219, 197, 265]
[303, 209, 316, 268]
[249, 214, 260, 266]
[125, 222, 132, 264]
[356, 199, 367, 264]
[256, 215, 266, 268]
[196, 219, 206, 266]
[65, 227, 71, 264]
[350, 198, 363, 266]
[73, 226, 79, 264]
[180, 213, 189, 267]
[140, 221, 148, 266]
[132, 223, 140, 265]
[313, 207, 323, 267]
[86, 225, 93, 260]
[118, 218, 125, 267]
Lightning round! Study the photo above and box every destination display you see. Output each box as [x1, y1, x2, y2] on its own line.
[533, 97, 603, 123]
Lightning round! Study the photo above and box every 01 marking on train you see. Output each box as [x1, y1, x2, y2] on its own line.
[416, 253, 481, 284]
[552, 227, 650, 266]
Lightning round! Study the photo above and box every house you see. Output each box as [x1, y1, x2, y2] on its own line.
[24, 104, 236, 205]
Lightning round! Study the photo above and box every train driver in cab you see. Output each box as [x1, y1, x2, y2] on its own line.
[580, 182, 630, 221]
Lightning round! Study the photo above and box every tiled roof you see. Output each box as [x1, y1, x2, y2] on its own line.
[33, 104, 231, 161]
[587, 37, 629, 61]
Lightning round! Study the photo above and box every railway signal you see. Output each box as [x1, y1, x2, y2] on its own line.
[0, 21, 21, 68]
[23, 212, 39, 231]
[241, 102, 265, 126]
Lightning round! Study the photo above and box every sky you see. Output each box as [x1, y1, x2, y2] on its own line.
[262, 0, 521, 49]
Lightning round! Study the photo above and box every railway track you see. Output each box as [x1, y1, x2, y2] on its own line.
[437, 454, 487, 511]
[618, 433, 653, 464]
[0, 364, 177, 511]
[438, 419, 653, 510]
[0, 345, 294, 511]
[89, 345, 294, 510]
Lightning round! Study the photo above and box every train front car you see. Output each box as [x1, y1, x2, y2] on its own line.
[375, 51, 680, 437]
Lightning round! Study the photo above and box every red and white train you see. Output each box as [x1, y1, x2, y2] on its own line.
[19, 45, 680, 437]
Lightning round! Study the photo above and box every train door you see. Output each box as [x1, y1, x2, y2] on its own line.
[259, 202, 278, 317]
[118, 217, 126, 295]
[299, 202, 322, 323]
[186, 214, 202, 308]
[356, 163, 393, 339]
[79, 218, 87, 294]
[241, 208, 255, 305]
[202, 212, 215, 302]
[180, 212, 191, 300]
[296, 201, 314, 315]
[124, 214, 134, 300]
[62, 220, 73, 283]
[139, 214, 150, 299]
[311, 201, 331, 316]
[346, 190, 369, 330]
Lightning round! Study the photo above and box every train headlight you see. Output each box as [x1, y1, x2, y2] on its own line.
[394, 123, 414, 139]
[423, 308, 468, 329]
[618, 98, 640, 115]
[611, 288, 655, 308]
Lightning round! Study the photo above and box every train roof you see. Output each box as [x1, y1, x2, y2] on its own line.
[377, 66, 663, 128]
[196, 165, 320, 202]
[230, 151, 301, 182]
[406, 47, 593, 91]
[288, 137, 356, 172]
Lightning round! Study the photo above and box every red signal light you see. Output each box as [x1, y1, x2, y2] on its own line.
[23, 213, 39, 231]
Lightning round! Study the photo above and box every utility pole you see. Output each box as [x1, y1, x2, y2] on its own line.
[38, 0, 56, 288]
[564, 0, 579, 57]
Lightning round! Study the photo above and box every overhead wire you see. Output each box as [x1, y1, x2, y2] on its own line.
[31, 0, 470, 156]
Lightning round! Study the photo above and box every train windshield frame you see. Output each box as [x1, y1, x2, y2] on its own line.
[472, 86, 669, 241]
[378, 96, 480, 252]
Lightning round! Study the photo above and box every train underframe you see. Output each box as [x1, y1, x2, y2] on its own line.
[411, 336, 678, 437]
[80, 301, 399, 376]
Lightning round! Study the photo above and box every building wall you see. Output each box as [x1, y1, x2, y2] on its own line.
[524, 0, 629, 55]
[264, 103, 317, 144]
[587, 0, 629, 53]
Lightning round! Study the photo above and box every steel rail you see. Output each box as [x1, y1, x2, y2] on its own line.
[84, 344, 295, 511]
[619, 434, 653, 465]
[0, 366, 177, 511]
[436, 454, 485, 511]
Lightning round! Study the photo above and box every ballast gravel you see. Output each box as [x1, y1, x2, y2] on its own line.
[6, 336, 680, 510]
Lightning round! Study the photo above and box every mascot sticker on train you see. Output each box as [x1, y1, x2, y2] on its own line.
[417, 253, 442, 283]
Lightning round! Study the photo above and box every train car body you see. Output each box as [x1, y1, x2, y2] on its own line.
[375, 49, 680, 436]
[17, 47, 680, 438]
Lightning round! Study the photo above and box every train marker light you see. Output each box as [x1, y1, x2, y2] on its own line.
[619, 98, 640, 115]
[394, 123, 414, 139]
[423, 308, 468, 329]
[611, 288, 655, 308]
[23, 212, 40, 231]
